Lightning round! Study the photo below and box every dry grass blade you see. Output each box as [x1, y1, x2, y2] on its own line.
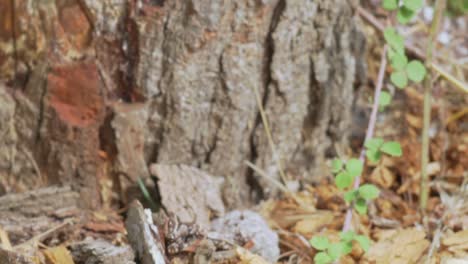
[430, 63, 468, 94]
[245, 161, 315, 210]
[245, 160, 289, 194]
[14, 219, 74, 250]
[250, 11, 288, 187]
[250, 79, 288, 185]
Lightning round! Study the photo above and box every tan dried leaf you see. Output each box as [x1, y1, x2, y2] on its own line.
[370, 165, 395, 188]
[292, 212, 334, 235]
[43, 246, 75, 264]
[365, 228, 429, 264]
[442, 230, 468, 249]
[236, 247, 269, 264]
[406, 113, 423, 129]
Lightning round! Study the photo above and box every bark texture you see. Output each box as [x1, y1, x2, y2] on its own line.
[0, 0, 365, 207]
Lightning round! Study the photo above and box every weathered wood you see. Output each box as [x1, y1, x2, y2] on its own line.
[0, 186, 80, 244]
[150, 164, 225, 229]
[125, 201, 166, 264]
[69, 239, 136, 264]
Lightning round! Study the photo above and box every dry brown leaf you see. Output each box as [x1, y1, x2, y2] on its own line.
[43, 246, 75, 264]
[292, 212, 334, 235]
[365, 228, 429, 264]
[0, 226, 12, 250]
[370, 165, 396, 188]
[236, 247, 269, 264]
[262, 198, 319, 229]
[440, 257, 468, 264]
[442, 230, 468, 248]
[406, 113, 423, 129]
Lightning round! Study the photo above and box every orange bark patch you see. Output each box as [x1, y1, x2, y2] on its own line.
[57, 3, 91, 50]
[47, 62, 103, 127]
[0, 0, 15, 41]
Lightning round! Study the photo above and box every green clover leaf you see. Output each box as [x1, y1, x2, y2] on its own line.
[391, 71, 408, 89]
[310, 236, 330, 250]
[344, 190, 358, 203]
[397, 6, 415, 24]
[341, 241, 354, 255]
[383, 0, 399, 10]
[328, 243, 344, 261]
[340, 231, 356, 242]
[365, 138, 384, 150]
[355, 235, 371, 252]
[314, 252, 333, 264]
[403, 0, 423, 11]
[379, 91, 392, 110]
[335, 171, 353, 190]
[366, 148, 382, 163]
[331, 158, 343, 173]
[380, 141, 403, 156]
[355, 198, 368, 215]
[346, 159, 364, 177]
[390, 53, 408, 70]
[406, 60, 426, 82]
[358, 184, 380, 200]
[383, 28, 405, 54]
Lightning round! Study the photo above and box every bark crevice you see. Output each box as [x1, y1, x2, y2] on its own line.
[247, 0, 286, 201]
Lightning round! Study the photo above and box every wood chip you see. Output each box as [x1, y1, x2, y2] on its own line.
[69, 239, 136, 264]
[150, 164, 225, 229]
[365, 228, 429, 263]
[0, 186, 80, 244]
[125, 200, 166, 264]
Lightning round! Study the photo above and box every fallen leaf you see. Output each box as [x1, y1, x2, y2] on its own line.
[236, 247, 269, 264]
[442, 230, 468, 249]
[365, 228, 429, 263]
[292, 212, 334, 235]
[406, 113, 423, 129]
[43, 246, 75, 264]
[370, 165, 396, 188]
[0, 226, 12, 250]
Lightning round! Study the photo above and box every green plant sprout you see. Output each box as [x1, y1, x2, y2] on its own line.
[309, 156, 380, 263]
[344, 184, 380, 215]
[310, 231, 371, 264]
[383, 0, 424, 24]
[331, 158, 363, 190]
[364, 138, 403, 163]
[378, 91, 392, 111]
[383, 28, 426, 89]
[309, 0, 418, 260]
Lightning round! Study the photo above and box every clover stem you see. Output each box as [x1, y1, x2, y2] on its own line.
[342, 45, 388, 232]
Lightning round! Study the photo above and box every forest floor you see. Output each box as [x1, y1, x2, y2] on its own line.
[0, 2, 467, 264]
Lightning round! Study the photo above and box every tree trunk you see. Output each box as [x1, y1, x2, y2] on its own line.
[0, 0, 366, 208]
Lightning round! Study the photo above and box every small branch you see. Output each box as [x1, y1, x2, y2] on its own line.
[430, 63, 468, 94]
[420, 0, 446, 212]
[342, 46, 388, 232]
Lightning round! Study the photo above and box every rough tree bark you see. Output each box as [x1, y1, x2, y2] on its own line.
[0, 0, 365, 208]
